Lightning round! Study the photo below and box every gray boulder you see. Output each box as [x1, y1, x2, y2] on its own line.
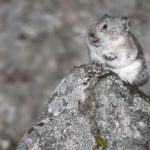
[17, 64, 150, 150]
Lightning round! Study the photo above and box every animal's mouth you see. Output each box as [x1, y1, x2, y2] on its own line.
[92, 37, 100, 42]
[88, 36, 100, 47]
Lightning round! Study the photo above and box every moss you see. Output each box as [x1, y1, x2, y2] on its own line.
[83, 81, 88, 85]
[66, 122, 71, 126]
[37, 122, 45, 127]
[95, 134, 107, 148]
[97, 72, 116, 83]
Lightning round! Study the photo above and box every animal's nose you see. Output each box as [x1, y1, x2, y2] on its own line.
[88, 31, 95, 37]
[88, 31, 100, 42]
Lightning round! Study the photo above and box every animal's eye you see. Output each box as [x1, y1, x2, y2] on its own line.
[103, 24, 107, 29]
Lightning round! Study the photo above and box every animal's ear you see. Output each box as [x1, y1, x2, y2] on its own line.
[121, 16, 131, 32]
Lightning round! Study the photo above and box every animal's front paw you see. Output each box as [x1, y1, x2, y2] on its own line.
[103, 53, 117, 61]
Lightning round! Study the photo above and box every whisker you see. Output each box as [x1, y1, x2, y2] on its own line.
[74, 28, 88, 37]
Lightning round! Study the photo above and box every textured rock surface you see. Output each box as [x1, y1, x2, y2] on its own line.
[17, 64, 150, 150]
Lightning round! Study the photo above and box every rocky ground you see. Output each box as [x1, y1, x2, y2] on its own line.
[0, 0, 150, 149]
[17, 64, 150, 150]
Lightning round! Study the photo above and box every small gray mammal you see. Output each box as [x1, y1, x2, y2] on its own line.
[86, 15, 149, 86]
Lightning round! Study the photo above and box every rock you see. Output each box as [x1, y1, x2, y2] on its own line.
[16, 64, 150, 150]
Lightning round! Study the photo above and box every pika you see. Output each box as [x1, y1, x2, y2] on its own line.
[86, 15, 149, 86]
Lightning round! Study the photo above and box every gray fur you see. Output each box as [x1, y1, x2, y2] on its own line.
[86, 15, 149, 86]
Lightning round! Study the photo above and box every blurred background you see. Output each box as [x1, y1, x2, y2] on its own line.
[0, 0, 150, 149]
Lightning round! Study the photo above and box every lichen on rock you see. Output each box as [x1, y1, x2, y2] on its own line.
[17, 63, 150, 150]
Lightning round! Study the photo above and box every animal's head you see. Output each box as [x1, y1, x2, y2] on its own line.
[87, 15, 131, 48]
[86, 15, 131, 65]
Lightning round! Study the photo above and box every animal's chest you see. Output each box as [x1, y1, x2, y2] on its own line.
[112, 60, 141, 83]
